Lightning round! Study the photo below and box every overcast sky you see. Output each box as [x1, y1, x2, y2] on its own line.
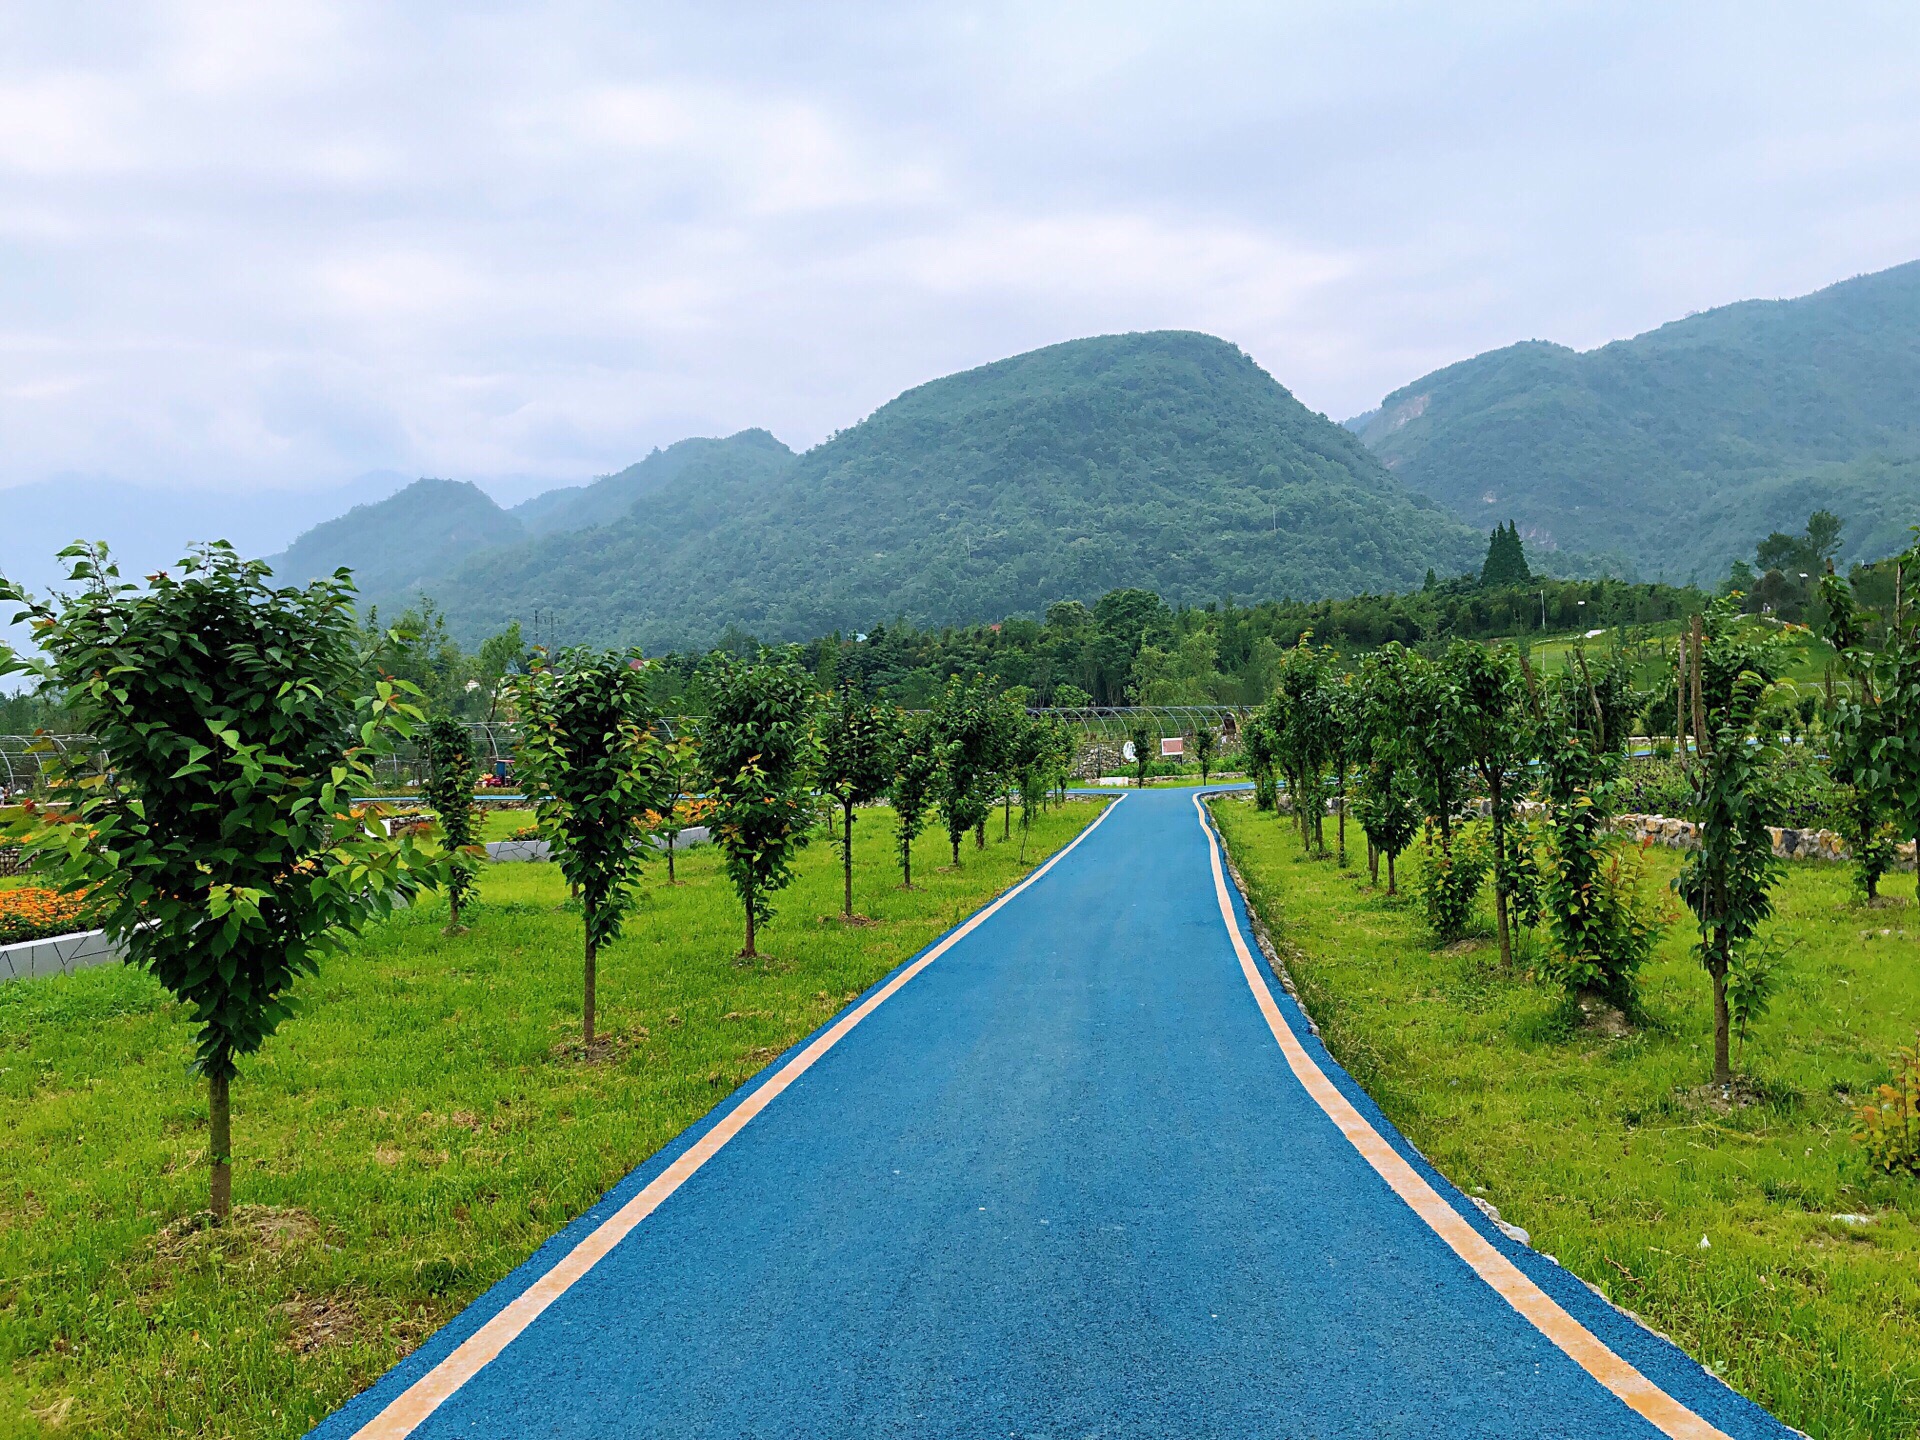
[4, 1, 1919, 505]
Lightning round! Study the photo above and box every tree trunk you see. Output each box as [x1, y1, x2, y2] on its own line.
[583, 921, 597, 1045]
[1711, 953, 1731, 1084]
[951, 834, 961, 867]
[1336, 796, 1346, 868]
[902, 837, 913, 890]
[209, 1071, 232, 1224]
[975, 819, 986, 850]
[1386, 851, 1397, 896]
[1368, 841, 1379, 886]
[743, 890, 757, 959]
[666, 837, 676, 884]
[447, 887, 461, 933]
[1002, 791, 1011, 840]
[842, 804, 855, 919]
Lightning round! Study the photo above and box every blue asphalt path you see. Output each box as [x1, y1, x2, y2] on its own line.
[314, 788, 1796, 1439]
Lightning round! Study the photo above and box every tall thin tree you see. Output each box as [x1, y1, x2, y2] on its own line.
[818, 683, 894, 920]
[511, 648, 670, 1045]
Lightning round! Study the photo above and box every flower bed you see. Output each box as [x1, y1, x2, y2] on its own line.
[0, 886, 93, 944]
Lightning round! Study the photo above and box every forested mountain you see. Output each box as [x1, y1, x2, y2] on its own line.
[508, 431, 794, 536]
[1350, 260, 1920, 581]
[268, 478, 527, 599]
[278, 331, 1480, 650]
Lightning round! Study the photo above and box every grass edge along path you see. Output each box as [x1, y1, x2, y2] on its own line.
[0, 800, 1104, 1440]
[1210, 793, 1920, 1440]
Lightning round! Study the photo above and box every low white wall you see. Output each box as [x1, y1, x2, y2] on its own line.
[0, 927, 122, 983]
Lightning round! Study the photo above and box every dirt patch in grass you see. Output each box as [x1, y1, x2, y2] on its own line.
[547, 1031, 638, 1065]
[1574, 997, 1635, 1038]
[282, 1292, 361, 1355]
[818, 912, 881, 927]
[156, 1204, 324, 1262]
[1677, 1075, 1776, 1114]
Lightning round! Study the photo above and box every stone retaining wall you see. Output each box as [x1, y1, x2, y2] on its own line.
[1608, 813, 1912, 870]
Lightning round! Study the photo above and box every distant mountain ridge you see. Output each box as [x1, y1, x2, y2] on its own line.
[270, 332, 1480, 649]
[1348, 260, 1920, 580]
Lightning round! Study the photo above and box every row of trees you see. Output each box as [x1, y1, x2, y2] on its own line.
[0, 544, 1087, 1221]
[1232, 590, 1822, 1087]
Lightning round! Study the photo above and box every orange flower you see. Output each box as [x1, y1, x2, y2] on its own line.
[0, 886, 93, 944]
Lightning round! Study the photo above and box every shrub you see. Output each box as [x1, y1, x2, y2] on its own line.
[1418, 823, 1489, 942]
[1497, 812, 1544, 930]
[1856, 1036, 1920, 1177]
[1541, 839, 1666, 1006]
[1762, 746, 1849, 831]
[1726, 934, 1786, 1052]
[1617, 757, 1691, 817]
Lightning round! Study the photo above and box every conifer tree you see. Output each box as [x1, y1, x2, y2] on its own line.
[1480, 521, 1533, 588]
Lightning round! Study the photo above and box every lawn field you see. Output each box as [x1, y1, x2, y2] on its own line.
[0, 800, 1101, 1439]
[1212, 796, 1920, 1440]
[1521, 615, 1837, 688]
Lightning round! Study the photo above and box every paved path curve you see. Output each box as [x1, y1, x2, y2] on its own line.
[313, 788, 1795, 1439]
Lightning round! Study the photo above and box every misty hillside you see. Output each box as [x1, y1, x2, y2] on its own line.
[1350, 260, 1920, 580]
[304, 331, 1480, 649]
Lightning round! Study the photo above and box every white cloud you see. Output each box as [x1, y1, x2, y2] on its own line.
[0, 0, 1915, 524]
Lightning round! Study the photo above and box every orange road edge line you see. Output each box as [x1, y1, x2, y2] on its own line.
[1194, 793, 1732, 1440]
[349, 793, 1127, 1440]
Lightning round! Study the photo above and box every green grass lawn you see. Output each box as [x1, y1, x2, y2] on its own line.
[0, 800, 1101, 1439]
[1212, 796, 1920, 1440]
[1522, 615, 1837, 689]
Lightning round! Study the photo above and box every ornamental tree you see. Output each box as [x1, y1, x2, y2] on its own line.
[1242, 713, 1279, 811]
[698, 652, 817, 958]
[1270, 639, 1338, 853]
[1676, 604, 1784, 1083]
[653, 734, 700, 884]
[1447, 642, 1533, 970]
[510, 647, 670, 1044]
[1821, 554, 1920, 900]
[1393, 646, 1470, 855]
[1191, 724, 1216, 786]
[1531, 661, 1658, 1009]
[1354, 648, 1423, 895]
[1006, 711, 1052, 860]
[0, 543, 439, 1222]
[1354, 757, 1419, 894]
[930, 676, 995, 866]
[992, 689, 1028, 839]
[889, 710, 939, 889]
[817, 682, 894, 919]
[420, 716, 481, 933]
[1128, 720, 1155, 788]
[1328, 675, 1366, 868]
